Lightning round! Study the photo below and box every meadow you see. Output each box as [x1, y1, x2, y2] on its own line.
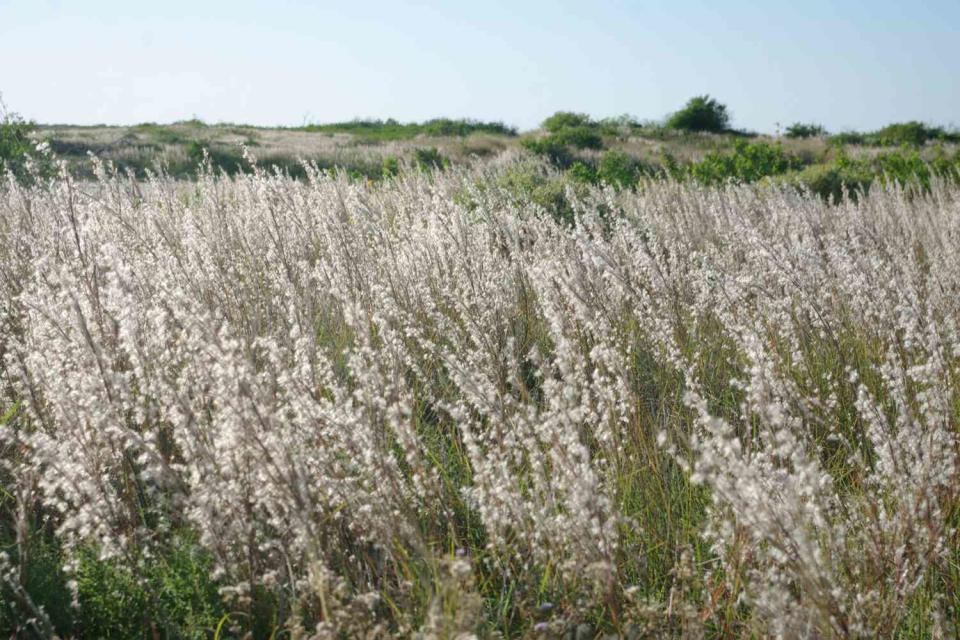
[25, 106, 960, 205]
[1, 141, 959, 638]
[3, 93, 960, 638]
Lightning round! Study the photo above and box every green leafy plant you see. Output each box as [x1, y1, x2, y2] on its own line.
[666, 95, 730, 133]
[567, 161, 598, 185]
[381, 154, 400, 178]
[830, 122, 959, 148]
[548, 126, 602, 150]
[497, 161, 589, 223]
[871, 121, 947, 146]
[520, 137, 574, 168]
[688, 140, 799, 184]
[829, 131, 867, 146]
[785, 122, 827, 139]
[413, 146, 448, 171]
[597, 150, 639, 188]
[522, 112, 604, 168]
[0, 100, 48, 179]
[542, 112, 594, 133]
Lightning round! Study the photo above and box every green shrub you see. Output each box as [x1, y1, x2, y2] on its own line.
[521, 137, 574, 168]
[784, 147, 960, 201]
[549, 126, 603, 150]
[666, 95, 730, 133]
[931, 145, 960, 178]
[830, 131, 867, 146]
[786, 161, 874, 202]
[132, 123, 187, 146]
[659, 152, 685, 180]
[0, 107, 41, 178]
[413, 147, 448, 171]
[785, 122, 827, 139]
[873, 149, 934, 188]
[420, 118, 517, 137]
[523, 112, 604, 168]
[0, 532, 224, 639]
[567, 161, 598, 185]
[688, 140, 799, 184]
[830, 123, 958, 148]
[870, 121, 954, 147]
[0, 534, 75, 635]
[562, 151, 643, 190]
[597, 114, 644, 137]
[542, 112, 595, 133]
[597, 150, 639, 188]
[381, 154, 400, 178]
[497, 162, 589, 224]
[70, 536, 224, 639]
[186, 140, 246, 175]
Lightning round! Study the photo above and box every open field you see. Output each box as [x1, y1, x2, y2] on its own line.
[36, 120, 516, 180]
[22, 116, 960, 208]
[1, 159, 959, 637]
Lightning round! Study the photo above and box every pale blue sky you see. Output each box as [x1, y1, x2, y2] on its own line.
[1, 0, 957, 133]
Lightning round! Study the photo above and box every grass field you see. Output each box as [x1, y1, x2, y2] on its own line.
[35, 119, 517, 181]
[1, 150, 959, 637]
[25, 115, 960, 208]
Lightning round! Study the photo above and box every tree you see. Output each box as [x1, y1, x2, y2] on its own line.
[541, 111, 594, 133]
[666, 95, 730, 133]
[0, 97, 38, 177]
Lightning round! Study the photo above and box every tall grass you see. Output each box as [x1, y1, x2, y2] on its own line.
[0, 158, 958, 638]
[298, 118, 517, 141]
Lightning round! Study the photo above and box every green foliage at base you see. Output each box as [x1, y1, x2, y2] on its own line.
[413, 146, 449, 171]
[0, 109, 53, 181]
[565, 151, 645, 189]
[0, 114, 36, 177]
[496, 162, 590, 223]
[0, 532, 224, 639]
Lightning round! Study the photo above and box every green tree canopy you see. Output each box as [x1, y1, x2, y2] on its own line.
[666, 95, 730, 133]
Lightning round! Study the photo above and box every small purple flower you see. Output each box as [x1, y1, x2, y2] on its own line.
[534, 622, 549, 632]
[538, 601, 554, 612]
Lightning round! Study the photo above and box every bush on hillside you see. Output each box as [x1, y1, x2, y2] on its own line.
[523, 112, 604, 168]
[871, 121, 947, 146]
[784, 147, 960, 201]
[542, 111, 595, 133]
[830, 122, 960, 148]
[520, 137, 574, 167]
[597, 150, 640, 188]
[0, 105, 40, 178]
[666, 95, 730, 133]
[548, 126, 602, 150]
[785, 122, 827, 139]
[413, 146, 448, 171]
[688, 140, 799, 184]
[829, 131, 867, 146]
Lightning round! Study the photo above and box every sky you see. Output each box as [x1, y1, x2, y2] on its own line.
[1, 0, 957, 133]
